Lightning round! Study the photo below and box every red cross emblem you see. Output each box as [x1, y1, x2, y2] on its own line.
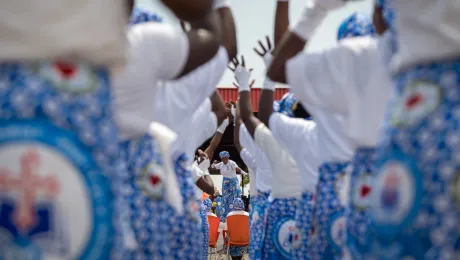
[0, 149, 59, 233]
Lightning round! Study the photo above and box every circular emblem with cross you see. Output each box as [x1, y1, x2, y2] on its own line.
[273, 218, 297, 258]
[390, 80, 441, 127]
[34, 62, 100, 93]
[372, 157, 422, 237]
[0, 120, 112, 259]
[139, 162, 165, 199]
[352, 172, 374, 210]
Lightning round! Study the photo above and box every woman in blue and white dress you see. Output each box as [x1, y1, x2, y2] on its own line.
[211, 151, 247, 222]
[371, 0, 460, 258]
[0, 1, 127, 259]
[111, 2, 228, 258]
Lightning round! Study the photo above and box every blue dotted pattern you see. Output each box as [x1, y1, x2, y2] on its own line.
[292, 192, 315, 260]
[219, 177, 242, 222]
[249, 191, 270, 260]
[130, 8, 163, 25]
[346, 147, 378, 259]
[264, 198, 298, 259]
[370, 59, 460, 259]
[337, 12, 375, 41]
[0, 62, 121, 258]
[308, 161, 350, 260]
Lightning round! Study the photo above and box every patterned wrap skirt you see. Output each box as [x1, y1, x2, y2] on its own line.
[346, 147, 377, 259]
[249, 191, 270, 260]
[370, 59, 460, 259]
[220, 176, 242, 222]
[308, 161, 350, 260]
[200, 202, 210, 259]
[292, 192, 315, 260]
[0, 62, 121, 259]
[263, 197, 298, 259]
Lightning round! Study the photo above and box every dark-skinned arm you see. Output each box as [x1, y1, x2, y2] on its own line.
[204, 118, 229, 159]
[161, 0, 213, 21]
[253, 37, 276, 127]
[211, 91, 228, 126]
[267, 0, 341, 83]
[233, 103, 243, 152]
[274, 0, 290, 47]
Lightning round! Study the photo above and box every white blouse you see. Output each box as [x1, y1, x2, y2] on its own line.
[213, 160, 238, 178]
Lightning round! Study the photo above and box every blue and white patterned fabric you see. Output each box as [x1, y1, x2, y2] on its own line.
[264, 198, 298, 259]
[220, 177, 242, 222]
[203, 198, 213, 212]
[337, 12, 375, 41]
[170, 153, 202, 259]
[130, 8, 163, 25]
[276, 92, 298, 117]
[249, 191, 270, 260]
[0, 62, 121, 259]
[308, 162, 350, 260]
[215, 196, 225, 219]
[369, 60, 460, 259]
[117, 135, 173, 258]
[346, 148, 378, 259]
[233, 197, 245, 210]
[200, 202, 209, 260]
[219, 151, 230, 159]
[292, 192, 315, 260]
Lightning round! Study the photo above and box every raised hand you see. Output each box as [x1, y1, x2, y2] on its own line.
[228, 56, 255, 91]
[253, 36, 274, 67]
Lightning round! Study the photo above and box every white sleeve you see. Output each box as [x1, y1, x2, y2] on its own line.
[130, 23, 189, 81]
[286, 41, 359, 114]
[231, 161, 237, 171]
[240, 148, 257, 171]
[268, 113, 315, 157]
[254, 124, 284, 167]
[168, 47, 229, 113]
[239, 124, 255, 154]
[190, 100, 218, 149]
[191, 162, 204, 183]
[212, 162, 223, 169]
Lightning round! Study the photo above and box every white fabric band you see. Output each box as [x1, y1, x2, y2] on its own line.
[263, 78, 276, 91]
[290, 4, 327, 41]
[213, 0, 231, 10]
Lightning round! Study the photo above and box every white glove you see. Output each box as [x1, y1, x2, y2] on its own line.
[234, 65, 252, 92]
[217, 118, 229, 133]
[263, 53, 274, 69]
[231, 105, 236, 118]
[240, 170, 248, 176]
[263, 74, 276, 91]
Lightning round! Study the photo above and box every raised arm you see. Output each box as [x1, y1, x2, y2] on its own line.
[229, 56, 261, 138]
[232, 102, 243, 152]
[215, 0, 238, 60]
[161, 0, 213, 21]
[274, 0, 290, 46]
[267, 0, 345, 83]
[204, 118, 229, 159]
[211, 91, 228, 126]
[254, 37, 276, 127]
